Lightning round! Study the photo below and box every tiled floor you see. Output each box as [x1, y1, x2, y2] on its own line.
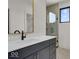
[56, 47, 70, 59]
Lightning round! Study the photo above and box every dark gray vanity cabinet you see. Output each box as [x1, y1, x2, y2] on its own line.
[8, 38, 56, 59]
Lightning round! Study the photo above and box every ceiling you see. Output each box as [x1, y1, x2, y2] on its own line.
[9, 0, 69, 6]
[46, 0, 69, 6]
[9, 0, 32, 6]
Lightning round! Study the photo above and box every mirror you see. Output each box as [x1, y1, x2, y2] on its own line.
[8, 0, 34, 34]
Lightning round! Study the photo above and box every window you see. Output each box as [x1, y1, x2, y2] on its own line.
[49, 12, 56, 23]
[60, 6, 70, 23]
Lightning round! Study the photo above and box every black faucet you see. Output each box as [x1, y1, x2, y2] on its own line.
[21, 31, 26, 40]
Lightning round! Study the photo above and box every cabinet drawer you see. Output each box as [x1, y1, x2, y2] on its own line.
[36, 40, 49, 51]
[49, 38, 56, 45]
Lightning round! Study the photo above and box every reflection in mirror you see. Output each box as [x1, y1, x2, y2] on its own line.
[8, 0, 34, 34]
[26, 14, 33, 33]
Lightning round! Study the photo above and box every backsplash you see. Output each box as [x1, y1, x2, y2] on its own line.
[8, 34, 21, 41]
[8, 33, 47, 41]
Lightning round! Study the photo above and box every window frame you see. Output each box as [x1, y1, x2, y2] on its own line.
[60, 6, 70, 23]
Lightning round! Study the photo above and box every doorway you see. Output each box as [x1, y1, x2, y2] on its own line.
[46, 4, 59, 36]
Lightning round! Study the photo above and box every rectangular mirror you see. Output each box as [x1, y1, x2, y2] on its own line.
[8, 0, 34, 34]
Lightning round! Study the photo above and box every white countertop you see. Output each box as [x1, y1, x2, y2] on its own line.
[8, 35, 56, 52]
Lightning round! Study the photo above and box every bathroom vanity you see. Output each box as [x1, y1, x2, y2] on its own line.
[8, 36, 56, 59]
[8, 0, 56, 59]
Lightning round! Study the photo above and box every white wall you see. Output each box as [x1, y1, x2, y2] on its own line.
[8, 0, 32, 33]
[34, 0, 46, 35]
[58, 1, 70, 49]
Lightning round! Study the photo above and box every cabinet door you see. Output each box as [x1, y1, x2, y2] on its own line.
[23, 54, 34, 59]
[23, 53, 37, 59]
[49, 43, 56, 59]
[37, 47, 50, 59]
